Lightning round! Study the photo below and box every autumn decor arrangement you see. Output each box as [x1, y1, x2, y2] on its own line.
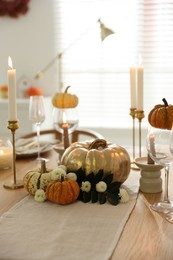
[0, 0, 30, 18]
[23, 139, 130, 206]
[148, 98, 173, 130]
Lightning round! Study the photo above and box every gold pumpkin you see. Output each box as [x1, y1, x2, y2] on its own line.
[23, 160, 52, 195]
[61, 139, 131, 183]
[148, 98, 173, 130]
[52, 86, 78, 108]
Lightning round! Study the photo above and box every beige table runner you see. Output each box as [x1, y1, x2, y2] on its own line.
[0, 171, 139, 260]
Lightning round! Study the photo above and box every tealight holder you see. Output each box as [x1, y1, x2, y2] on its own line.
[3, 120, 24, 190]
[0, 138, 13, 170]
[135, 157, 163, 193]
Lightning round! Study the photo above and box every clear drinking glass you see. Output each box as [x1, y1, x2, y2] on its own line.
[146, 126, 173, 213]
[29, 96, 46, 161]
[52, 108, 79, 134]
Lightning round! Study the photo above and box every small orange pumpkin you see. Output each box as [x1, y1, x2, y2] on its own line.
[46, 176, 80, 205]
[52, 86, 78, 108]
[148, 98, 173, 130]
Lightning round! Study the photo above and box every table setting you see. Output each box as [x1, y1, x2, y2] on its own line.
[1, 56, 173, 259]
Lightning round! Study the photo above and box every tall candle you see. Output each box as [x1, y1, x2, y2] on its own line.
[7, 56, 17, 121]
[137, 58, 144, 111]
[130, 67, 136, 108]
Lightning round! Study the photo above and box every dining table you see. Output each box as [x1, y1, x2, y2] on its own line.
[1, 148, 173, 260]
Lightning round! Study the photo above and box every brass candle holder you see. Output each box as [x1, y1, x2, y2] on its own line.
[130, 108, 139, 170]
[135, 110, 145, 158]
[3, 120, 24, 190]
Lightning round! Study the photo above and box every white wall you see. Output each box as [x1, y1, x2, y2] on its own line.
[0, 1, 148, 151]
[0, 0, 59, 96]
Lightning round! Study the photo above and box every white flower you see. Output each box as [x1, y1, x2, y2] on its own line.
[81, 181, 91, 192]
[119, 188, 129, 203]
[96, 181, 107, 193]
[50, 167, 66, 181]
[67, 172, 77, 181]
[58, 164, 67, 171]
[34, 189, 46, 202]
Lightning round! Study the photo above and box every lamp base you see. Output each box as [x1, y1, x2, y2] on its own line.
[3, 180, 24, 190]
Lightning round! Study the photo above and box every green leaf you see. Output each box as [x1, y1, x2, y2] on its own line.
[98, 193, 107, 204]
[91, 190, 98, 203]
[107, 193, 120, 205]
[94, 170, 104, 183]
[102, 174, 113, 185]
[83, 191, 91, 203]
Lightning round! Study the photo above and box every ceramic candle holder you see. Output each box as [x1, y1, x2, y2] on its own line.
[0, 138, 13, 170]
[135, 157, 163, 193]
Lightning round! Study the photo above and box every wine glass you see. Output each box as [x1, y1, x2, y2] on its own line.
[29, 96, 46, 161]
[52, 108, 79, 134]
[146, 126, 173, 213]
[164, 127, 173, 222]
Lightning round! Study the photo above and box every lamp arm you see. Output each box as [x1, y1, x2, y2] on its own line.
[34, 19, 114, 80]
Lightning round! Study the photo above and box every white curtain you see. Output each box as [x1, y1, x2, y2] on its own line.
[54, 0, 173, 129]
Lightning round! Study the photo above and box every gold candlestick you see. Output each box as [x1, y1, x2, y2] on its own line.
[3, 121, 24, 190]
[130, 108, 139, 170]
[135, 110, 145, 158]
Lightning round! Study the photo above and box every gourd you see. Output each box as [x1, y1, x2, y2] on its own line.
[52, 86, 78, 108]
[23, 160, 52, 195]
[148, 98, 173, 130]
[46, 176, 80, 205]
[61, 139, 131, 183]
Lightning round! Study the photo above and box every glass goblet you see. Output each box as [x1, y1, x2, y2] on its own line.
[146, 126, 173, 213]
[29, 95, 46, 161]
[52, 107, 79, 134]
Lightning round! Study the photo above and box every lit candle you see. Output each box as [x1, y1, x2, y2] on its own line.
[62, 112, 69, 149]
[149, 134, 156, 157]
[7, 56, 17, 121]
[130, 66, 136, 108]
[137, 56, 144, 111]
[0, 147, 13, 169]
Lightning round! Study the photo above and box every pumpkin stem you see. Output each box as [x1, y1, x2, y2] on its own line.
[162, 98, 168, 107]
[64, 86, 71, 93]
[88, 139, 107, 150]
[61, 175, 65, 182]
[40, 159, 47, 174]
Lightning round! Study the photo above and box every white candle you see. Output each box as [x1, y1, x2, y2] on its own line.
[130, 67, 136, 108]
[7, 56, 18, 121]
[149, 134, 156, 157]
[137, 57, 144, 111]
[0, 147, 13, 169]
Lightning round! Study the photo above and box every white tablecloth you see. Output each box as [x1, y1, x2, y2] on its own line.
[0, 171, 139, 260]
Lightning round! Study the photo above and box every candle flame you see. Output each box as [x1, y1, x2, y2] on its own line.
[8, 56, 13, 69]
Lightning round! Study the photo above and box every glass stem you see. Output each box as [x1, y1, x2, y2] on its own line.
[163, 165, 170, 203]
[36, 124, 41, 159]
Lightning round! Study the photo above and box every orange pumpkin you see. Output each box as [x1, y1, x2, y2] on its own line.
[25, 86, 43, 97]
[46, 176, 80, 205]
[52, 86, 78, 108]
[148, 98, 173, 130]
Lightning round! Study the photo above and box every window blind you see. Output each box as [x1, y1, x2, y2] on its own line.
[54, 0, 173, 129]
